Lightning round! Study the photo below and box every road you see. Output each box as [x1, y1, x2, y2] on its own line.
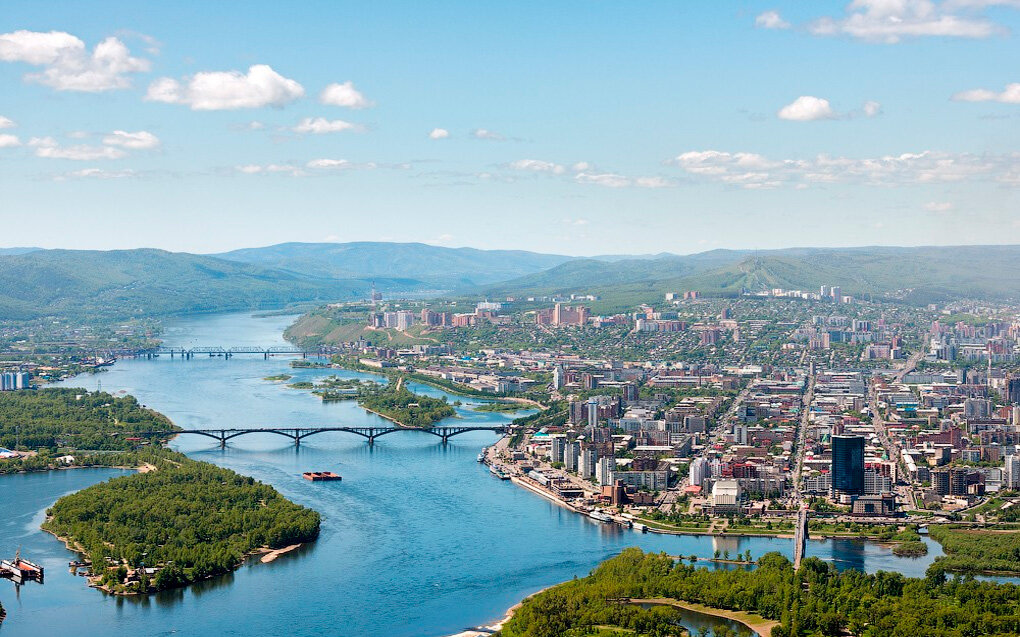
[790, 369, 815, 503]
[870, 348, 925, 484]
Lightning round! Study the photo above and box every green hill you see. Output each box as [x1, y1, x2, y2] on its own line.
[0, 249, 408, 321]
[482, 245, 1020, 306]
[215, 241, 575, 288]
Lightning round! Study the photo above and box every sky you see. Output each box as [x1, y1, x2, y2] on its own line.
[1, 0, 1019, 256]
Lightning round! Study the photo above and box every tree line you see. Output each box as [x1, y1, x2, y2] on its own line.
[499, 547, 1020, 637]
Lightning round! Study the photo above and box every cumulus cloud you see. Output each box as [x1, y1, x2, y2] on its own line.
[319, 81, 373, 108]
[804, 0, 1009, 43]
[778, 96, 836, 121]
[292, 117, 361, 134]
[0, 30, 150, 91]
[429, 127, 450, 139]
[0, 134, 21, 148]
[29, 136, 127, 160]
[670, 148, 1020, 188]
[146, 64, 304, 110]
[0, 116, 15, 129]
[102, 130, 160, 149]
[755, 10, 791, 29]
[472, 128, 505, 141]
[952, 82, 1020, 103]
[779, 96, 882, 120]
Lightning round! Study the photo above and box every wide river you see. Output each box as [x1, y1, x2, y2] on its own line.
[0, 312, 953, 636]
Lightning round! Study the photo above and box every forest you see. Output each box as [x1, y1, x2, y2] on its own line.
[498, 548, 1020, 637]
[42, 449, 320, 594]
[358, 386, 455, 427]
[928, 525, 1020, 575]
[0, 388, 177, 451]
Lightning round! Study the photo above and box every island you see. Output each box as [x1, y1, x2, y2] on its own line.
[498, 548, 1020, 637]
[42, 449, 320, 594]
[359, 385, 456, 428]
[0, 388, 322, 596]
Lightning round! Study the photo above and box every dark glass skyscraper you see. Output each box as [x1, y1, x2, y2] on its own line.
[831, 435, 865, 496]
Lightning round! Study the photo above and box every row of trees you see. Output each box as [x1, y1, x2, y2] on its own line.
[499, 548, 1020, 637]
[0, 388, 177, 451]
[42, 449, 320, 593]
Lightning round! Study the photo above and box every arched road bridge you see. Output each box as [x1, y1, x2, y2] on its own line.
[133, 425, 513, 447]
[150, 346, 334, 360]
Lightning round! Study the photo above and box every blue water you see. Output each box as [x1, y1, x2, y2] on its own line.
[0, 313, 968, 636]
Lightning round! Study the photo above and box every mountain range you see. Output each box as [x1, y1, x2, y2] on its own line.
[1, 242, 1018, 322]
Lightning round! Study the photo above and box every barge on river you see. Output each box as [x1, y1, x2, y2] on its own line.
[1, 552, 44, 583]
[303, 471, 342, 482]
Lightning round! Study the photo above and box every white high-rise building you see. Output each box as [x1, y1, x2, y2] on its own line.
[689, 457, 710, 487]
[733, 424, 748, 445]
[552, 366, 564, 390]
[1006, 455, 1020, 490]
[596, 457, 615, 486]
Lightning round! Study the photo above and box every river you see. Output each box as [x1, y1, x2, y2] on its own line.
[0, 312, 960, 636]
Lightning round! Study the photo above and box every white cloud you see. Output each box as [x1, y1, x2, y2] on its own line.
[862, 100, 883, 117]
[0, 30, 150, 91]
[508, 159, 566, 174]
[146, 65, 304, 110]
[670, 148, 1020, 188]
[805, 0, 1007, 43]
[0, 116, 15, 129]
[102, 130, 160, 149]
[29, 136, 126, 160]
[60, 167, 136, 179]
[755, 10, 791, 29]
[429, 128, 450, 139]
[319, 81, 373, 108]
[292, 117, 361, 134]
[924, 201, 954, 212]
[305, 158, 381, 171]
[952, 82, 1020, 103]
[778, 96, 836, 121]
[0, 134, 21, 148]
[472, 128, 505, 141]
[235, 163, 304, 176]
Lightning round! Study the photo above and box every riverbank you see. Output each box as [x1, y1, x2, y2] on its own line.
[445, 583, 560, 637]
[631, 598, 779, 636]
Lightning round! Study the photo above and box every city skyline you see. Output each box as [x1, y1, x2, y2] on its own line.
[2, 0, 1020, 255]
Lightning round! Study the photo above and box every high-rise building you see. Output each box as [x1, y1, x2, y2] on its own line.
[622, 383, 638, 402]
[580, 447, 598, 479]
[689, 457, 710, 487]
[831, 435, 865, 496]
[596, 456, 615, 486]
[564, 441, 581, 472]
[552, 366, 564, 390]
[1005, 455, 1020, 490]
[587, 398, 599, 428]
[551, 437, 566, 463]
[733, 424, 748, 445]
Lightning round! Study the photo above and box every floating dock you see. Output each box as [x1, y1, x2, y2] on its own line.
[1, 555, 44, 584]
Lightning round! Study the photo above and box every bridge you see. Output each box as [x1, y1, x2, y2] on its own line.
[149, 345, 334, 360]
[134, 425, 512, 447]
[793, 507, 809, 570]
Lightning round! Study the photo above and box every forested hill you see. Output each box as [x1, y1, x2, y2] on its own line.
[0, 248, 410, 321]
[214, 241, 574, 288]
[482, 245, 1020, 306]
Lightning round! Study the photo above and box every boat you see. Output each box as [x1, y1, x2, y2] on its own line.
[588, 510, 612, 523]
[302, 471, 342, 482]
[1, 550, 44, 583]
[477, 453, 485, 463]
[489, 465, 510, 480]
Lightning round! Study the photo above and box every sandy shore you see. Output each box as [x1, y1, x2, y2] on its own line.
[259, 544, 302, 563]
[631, 598, 780, 636]
[444, 584, 559, 637]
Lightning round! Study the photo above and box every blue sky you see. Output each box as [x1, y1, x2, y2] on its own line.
[1, 0, 1019, 255]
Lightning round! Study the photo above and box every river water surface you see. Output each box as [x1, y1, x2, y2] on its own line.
[0, 313, 955, 636]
